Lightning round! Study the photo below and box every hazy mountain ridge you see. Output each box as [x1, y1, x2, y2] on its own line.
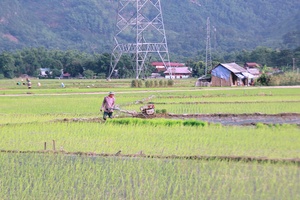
[0, 0, 299, 58]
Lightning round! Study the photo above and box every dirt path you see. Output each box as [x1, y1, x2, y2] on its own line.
[1, 85, 300, 97]
[1, 149, 299, 165]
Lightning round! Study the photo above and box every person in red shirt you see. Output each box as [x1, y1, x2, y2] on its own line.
[100, 92, 115, 120]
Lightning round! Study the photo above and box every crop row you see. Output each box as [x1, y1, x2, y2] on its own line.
[1, 92, 299, 117]
[153, 95, 300, 103]
[0, 153, 299, 199]
[1, 120, 299, 159]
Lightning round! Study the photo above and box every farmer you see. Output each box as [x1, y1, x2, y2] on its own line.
[26, 78, 32, 89]
[100, 92, 115, 120]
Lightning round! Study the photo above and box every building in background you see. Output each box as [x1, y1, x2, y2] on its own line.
[211, 63, 254, 86]
[151, 62, 185, 73]
[244, 62, 261, 77]
[164, 67, 192, 79]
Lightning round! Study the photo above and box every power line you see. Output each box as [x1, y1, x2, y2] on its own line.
[205, 17, 212, 76]
[109, 0, 171, 79]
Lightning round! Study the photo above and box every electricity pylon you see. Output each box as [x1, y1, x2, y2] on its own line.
[205, 17, 212, 76]
[109, 0, 171, 79]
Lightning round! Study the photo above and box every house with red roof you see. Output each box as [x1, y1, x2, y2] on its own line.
[244, 62, 260, 68]
[164, 67, 192, 79]
[62, 72, 71, 79]
[151, 61, 192, 79]
[244, 62, 261, 77]
[151, 62, 185, 73]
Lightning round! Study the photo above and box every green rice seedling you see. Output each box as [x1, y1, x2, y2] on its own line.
[182, 119, 208, 127]
[161, 108, 167, 114]
[1, 120, 299, 159]
[155, 109, 162, 114]
[0, 153, 299, 199]
[1, 82, 300, 199]
[256, 122, 266, 129]
[107, 118, 209, 128]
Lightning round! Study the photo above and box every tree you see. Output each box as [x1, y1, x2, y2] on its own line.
[52, 69, 62, 78]
[93, 53, 111, 75]
[283, 31, 300, 49]
[0, 52, 15, 78]
[117, 55, 135, 78]
[186, 60, 205, 77]
[275, 49, 294, 71]
[249, 47, 273, 66]
[83, 69, 94, 79]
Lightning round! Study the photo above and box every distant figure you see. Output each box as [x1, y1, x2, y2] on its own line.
[61, 83, 65, 88]
[37, 82, 41, 87]
[100, 92, 115, 120]
[26, 78, 32, 89]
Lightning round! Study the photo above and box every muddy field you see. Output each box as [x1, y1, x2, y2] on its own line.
[60, 112, 300, 126]
[166, 113, 300, 125]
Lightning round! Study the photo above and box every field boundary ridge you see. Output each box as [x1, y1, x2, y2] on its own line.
[1, 149, 299, 165]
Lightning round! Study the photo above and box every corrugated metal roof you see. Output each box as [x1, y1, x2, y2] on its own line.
[151, 62, 185, 67]
[245, 62, 259, 67]
[236, 73, 244, 79]
[247, 68, 260, 75]
[242, 72, 255, 79]
[164, 67, 191, 74]
[220, 63, 247, 73]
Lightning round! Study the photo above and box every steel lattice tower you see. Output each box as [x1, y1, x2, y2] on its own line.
[205, 17, 212, 76]
[109, 0, 171, 79]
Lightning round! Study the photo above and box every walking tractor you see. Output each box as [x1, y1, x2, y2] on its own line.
[140, 104, 155, 116]
[115, 104, 156, 118]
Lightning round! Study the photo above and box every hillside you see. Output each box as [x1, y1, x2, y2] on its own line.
[0, 0, 299, 58]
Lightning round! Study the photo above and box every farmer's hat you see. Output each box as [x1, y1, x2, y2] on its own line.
[109, 91, 115, 95]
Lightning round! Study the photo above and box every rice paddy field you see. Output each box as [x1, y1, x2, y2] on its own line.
[0, 79, 300, 199]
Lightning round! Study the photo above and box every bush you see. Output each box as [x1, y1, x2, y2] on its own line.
[145, 80, 150, 88]
[257, 74, 271, 86]
[83, 70, 94, 79]
[138, 80, 143, 88]
[98, 73, 106, 79]
[159, 80, 163, 87]
[149, 80, 153, 87]
[167, 79, 174, 86]
[131, 80, 138, 88]
[161, 109, 167, 114]
[163, 80, 167, 87]
[265, 72, 300, 86]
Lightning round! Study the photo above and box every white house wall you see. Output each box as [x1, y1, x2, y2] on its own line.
[165, 75, 190, 79]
